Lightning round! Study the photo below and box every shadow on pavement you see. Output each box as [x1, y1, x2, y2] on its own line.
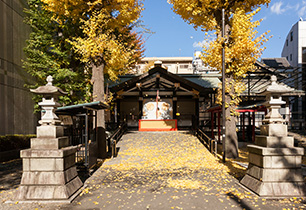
[227, 192, 254, 210]
[0, 158, 106, 190]
[218, 159, 247, 181]
[0, 159, 22, 191]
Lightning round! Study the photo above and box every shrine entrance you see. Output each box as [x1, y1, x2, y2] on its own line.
[109, 62, 218, 131]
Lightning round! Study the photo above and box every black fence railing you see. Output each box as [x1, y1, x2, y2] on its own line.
[196, 127, 217, 156]
[107, 122, 127, 158]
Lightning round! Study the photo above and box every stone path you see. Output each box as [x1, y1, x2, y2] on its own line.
[1, 131, 306, 209]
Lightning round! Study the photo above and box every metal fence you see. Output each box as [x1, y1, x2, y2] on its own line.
[196, 128, 217, 156]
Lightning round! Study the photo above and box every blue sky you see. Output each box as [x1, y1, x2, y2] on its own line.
[140, 0, 306, 59]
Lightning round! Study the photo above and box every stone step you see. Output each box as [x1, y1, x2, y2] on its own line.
[255, 135, 294, 148]
[240, 174, 306, 197]
[246, 164, 304, 182]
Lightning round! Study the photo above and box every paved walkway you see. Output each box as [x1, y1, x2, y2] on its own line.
[1, 131, 306, 209]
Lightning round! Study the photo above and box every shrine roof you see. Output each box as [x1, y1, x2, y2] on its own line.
[181, 74, 220, 89]
[56, 101, 109, 115]
[107, 63, 304, 97]
[108, 68, 220, 92]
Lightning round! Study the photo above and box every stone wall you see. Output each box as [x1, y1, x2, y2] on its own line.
[0, 0, 37, 135]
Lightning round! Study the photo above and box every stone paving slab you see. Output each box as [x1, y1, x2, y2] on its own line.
[1, 131, 306, 209]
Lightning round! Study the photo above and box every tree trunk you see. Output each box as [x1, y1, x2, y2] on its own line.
[225, 106, 239, 158]
[92, 61, 107, 158]
[218, 17, 239, 159]
[224, 75, 239, 158]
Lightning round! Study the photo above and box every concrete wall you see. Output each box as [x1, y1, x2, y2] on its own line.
[0, 0, 36, 135]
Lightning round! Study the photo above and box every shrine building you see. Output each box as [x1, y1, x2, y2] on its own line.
[108, 60, 303, 139]
[109, 61, 218, 131]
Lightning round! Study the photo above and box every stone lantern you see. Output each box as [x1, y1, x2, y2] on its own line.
[260, 76, 292, 137]
[241, 76, 305, 197]
[31, 75, 67, 141]
[16, 76, 83, 202]
[34, 75, 65, 126]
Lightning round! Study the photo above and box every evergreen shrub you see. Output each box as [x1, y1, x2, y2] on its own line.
[0, 135, 36, 152]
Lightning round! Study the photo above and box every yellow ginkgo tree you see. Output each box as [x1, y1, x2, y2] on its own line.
[42, 0, 144, 156]
[169, 0, 270, 158]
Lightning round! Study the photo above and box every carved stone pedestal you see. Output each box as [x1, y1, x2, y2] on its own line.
[16, 125, 83, 202]
[240, 135, 305, 197]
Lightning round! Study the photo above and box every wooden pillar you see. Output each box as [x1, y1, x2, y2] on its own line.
[139, 90, 143, 120]
[195, 98, 199, 129]
[218, 111, 221, 142]
[248, 112, 251, 141]
[116, 99, 121, 125]
[242, 112, 245, 141]
[139, 100, 143, 120]
[211, 111, 215, 139]
[173, 91, 177, 119]
[252, 111, 255, 142]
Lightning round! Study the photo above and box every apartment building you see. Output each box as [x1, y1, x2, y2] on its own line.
[281, 19, 306, 128]
[134, 53, 217, 75]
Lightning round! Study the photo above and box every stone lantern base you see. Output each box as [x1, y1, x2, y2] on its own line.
[15, 125, 83, 202]
[241, 133, 306, 197]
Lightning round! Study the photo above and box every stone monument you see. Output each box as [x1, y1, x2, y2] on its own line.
[240, 76, 305, 197]
[16, 76, 83, 202]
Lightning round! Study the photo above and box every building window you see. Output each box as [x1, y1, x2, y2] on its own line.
[286, 56, 288, 61]
[179, 64, 189, 69]
[302, 48, 306, 64]
[290, 54, 292, 61]
[290, 31, 293, 41]
[286, 39, 288, 46]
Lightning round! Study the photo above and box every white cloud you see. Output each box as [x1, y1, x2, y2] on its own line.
[193, 41, 205, 48]
[298, 5, 306, 17]
[269, 1, 306, 19]
[297, 1, 306, 17]
[193, 34, 216, 49]
[193, 41, 202, 48]
[270, 2, 286, 15]
[294, 3, 300, 11]
[193, 40, 211, 48]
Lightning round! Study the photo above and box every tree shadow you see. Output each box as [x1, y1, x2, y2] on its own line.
[272, 146, 306, 196]
[0, 159, 22, 191]
[0, 158, 106, 191]
[218, 158, 247, 181]
[226, 192, 254, 210]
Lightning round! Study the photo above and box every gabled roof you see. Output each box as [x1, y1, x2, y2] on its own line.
[253, 60, 287, 79]
[110, 66, 217, 95]
[56, 101, 109, 115]
[261, 58, 293, 69]
[108, 61, 303, 98]
[182, 74, 220, 89]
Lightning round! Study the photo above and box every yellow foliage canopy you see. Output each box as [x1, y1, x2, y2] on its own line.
[169, 0, 270, 108]
[41, 0, 144, 80]
[169, 0, 270, 31]
[201, 8, 270, 106]
[202, 8, 269, 79]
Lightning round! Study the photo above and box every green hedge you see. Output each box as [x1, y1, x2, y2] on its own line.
[0, 135, 36, 152]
